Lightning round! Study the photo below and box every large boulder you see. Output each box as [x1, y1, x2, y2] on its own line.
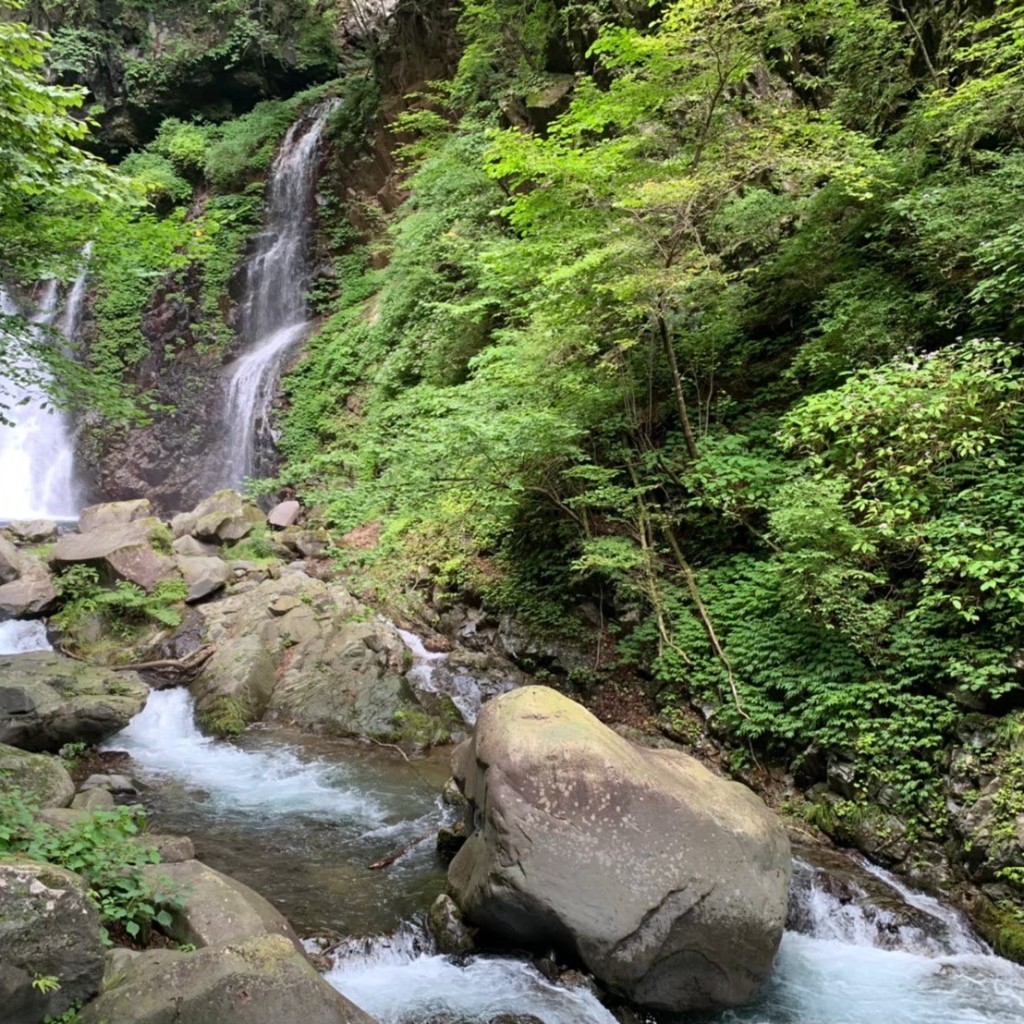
[0, 857, 106, 1024]
[0, 562, 58, 617]
[267, 500, 301, 529]
[191, 568, 446, 741]
[6, 520, 58, 544]
[0, 535, 25, 583]
[141, 859, 303, 951]
[176, 555, 230, 603]
[78, 934, 377, 1024]
[447, 686, 791, 1013]
[0, 744, 74, 806]
[78, 499, 155, 534]
[172, 491, 263, 544]
[0, 652, 148, 751]
[50, 521, 177, 592]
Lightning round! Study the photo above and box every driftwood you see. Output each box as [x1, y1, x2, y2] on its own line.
[368, 832, 432, 871]
[112, 645, 214, 684]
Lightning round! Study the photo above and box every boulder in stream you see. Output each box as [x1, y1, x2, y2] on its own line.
[0, 857, 106, 1024]
[0, 535, 25, 583]
[141, 859, 305, 952]
[0, 562, 57, 617]
[447, 685, 792, 1013]
[0, 652, 148, 751]
[6, 520, 58, 544]
[78, 933, 377, 1024]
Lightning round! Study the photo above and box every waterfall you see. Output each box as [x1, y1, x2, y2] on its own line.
[216, 102, 336, 488]
[0, 270, 85, 520]
[59, 241, 94, 344]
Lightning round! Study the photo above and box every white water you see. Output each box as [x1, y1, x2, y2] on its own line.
[217, 103, 336, 487]
[0, 266, 87, 519]
[397, 627, 517, 726]
[0, 619, 52, 654]
[106, 687, 383, 821]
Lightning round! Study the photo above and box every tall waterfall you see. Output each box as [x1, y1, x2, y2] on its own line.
[0, 264, 87, 520]
[217, 102, 336, 488]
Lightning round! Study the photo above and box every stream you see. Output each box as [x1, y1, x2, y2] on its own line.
[97, 686, 1024, 1024]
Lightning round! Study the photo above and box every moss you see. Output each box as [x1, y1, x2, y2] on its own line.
[196, 696, 249, 737]
[391, 706, 450, 747]
[977, 900, 1024, 964]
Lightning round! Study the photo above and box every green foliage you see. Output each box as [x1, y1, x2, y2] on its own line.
[197, 695, 249, 737]
[0, 785, 177, 945]
[52, 565, 186, 649]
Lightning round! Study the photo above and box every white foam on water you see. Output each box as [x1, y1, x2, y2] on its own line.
[105, 687, 384, 822]
[0, 619, 52, 654]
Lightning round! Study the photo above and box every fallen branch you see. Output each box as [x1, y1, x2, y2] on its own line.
[367, 736, 411, 762]
[112, 646, 215, 675]
[369, 833, 432, 871]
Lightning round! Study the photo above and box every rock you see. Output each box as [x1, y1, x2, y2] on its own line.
[80, 772, 142, 795]
[171, 510, 199, 539]
[267, 500, 301, 529]
[188, 491, 264, 544]
[141, 859, 304, 951]
[0, 535, 25, 583]
[0, 652, 148, 751]
[436, 822, 466, 865]
[176, 555, 230, 603]
[447, 686, 791, 1013]
[146, 834, 196, 863]
[0, 744, 74, 806]
[428, 893, 475, 954]
[50, 521, 178, 592]
[35, 806, 88, 830]
[274, 526, 331, 559]
[72, 787, 116, 811]
[78, 933, 377, 1024]
[0, 562, 58, 617]
[172, 535, 220, 558]
[7, 520, 58, 544]
[0, 857, 106, 1024]
[79, 499, 155, 533]
[192, 570, 446, 742]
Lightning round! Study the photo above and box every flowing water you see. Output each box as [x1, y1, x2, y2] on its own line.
[105, 686, 1024, 1024]
[0, 619, 52, 655]
[0, 264, 87, 519]
[216, 103, 335, 488]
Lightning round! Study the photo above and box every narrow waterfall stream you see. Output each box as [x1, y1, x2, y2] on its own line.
[103, 687, 1024, 1024]
[0, 278, 83, 519]
[215, 103, 336, 488]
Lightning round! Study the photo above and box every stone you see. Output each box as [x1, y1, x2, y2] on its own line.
[436, 822, 466, 865]
[35, 806, 88, 831]
[171, 510, 199, 539]
[141, 859, 304, 951]
[189, 491, 264, 544]
[0, 744, 74, 806]
[447, 686, 792, 1013]
[146, 834, 196, 863]
[0, 535, 25, 583]
[172, 535, 220, 558]
[269, 594, 302, 615]
[78, 933, 378, 1024]
[78, 499, 155, 533]
[0, 652, 148, 751]
[72, 787, 116, 811]
[50, 522, 178, 592]
[0, 562, 58, 617]
[428, 893, 475, 955]
[0, 857, 105, 1024]
[267, 500, 301, 529]
[6, 520, 58, 544]
[176, 555, 230, 603]
[80, 772, 142, 795]
[274, 526, 331, 559]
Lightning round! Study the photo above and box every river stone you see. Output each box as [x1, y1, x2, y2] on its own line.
[428, 893, 475, 954]
[0, 535, 24, 583]
[267, 499, 301, 528]
[176, 555, 230, 603]
[0, 562, 57, 617]
[78, 933, 378, 1024]
[447, 686, 792, 1013]
[50, 521, 178, 592]
[6, 519, 58, 544]
[0, 744, 74, 806]
[72, 787, 116, 811]
[78, 499, 155, 533]
[172, 535, 220, 558]
[80, 771, 141, 794]
[186, 491, 264, 543]
[0, 651, 147, 751]
[146, 833, 196, 863]
[141, 859, 304, 951]
[0, 857, 106, 1024]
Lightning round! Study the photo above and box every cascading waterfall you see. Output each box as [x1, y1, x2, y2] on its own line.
[0, 267, 86, 520]
[216, 102, 337, 488]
